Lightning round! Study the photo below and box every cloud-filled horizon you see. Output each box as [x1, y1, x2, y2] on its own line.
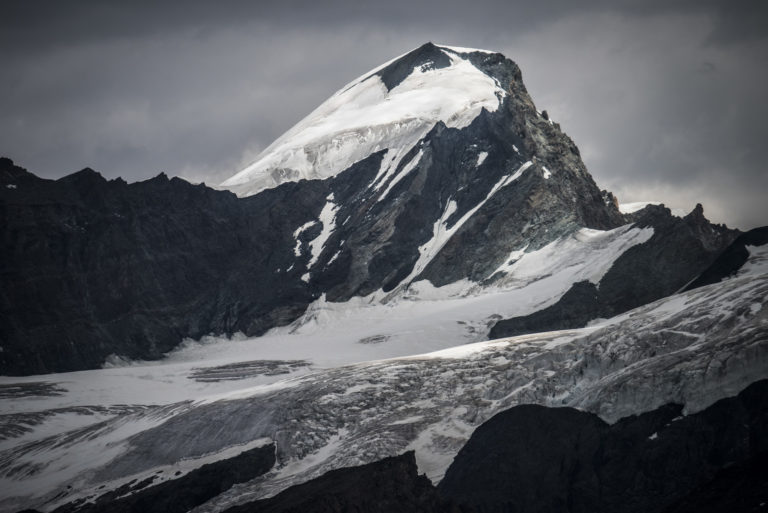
[1, 0, 766, 229]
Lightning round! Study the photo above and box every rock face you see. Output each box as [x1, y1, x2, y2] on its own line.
[663, 452, 768, 513]
[684, 225, 768, 291]
[51, 443, 275, 513]
[438, 379, 768, 513]
[0, 44, 740, 375]
[0, 157, 313, 375]
[490, 203, 738, 339]
[224, 452, 464, 513]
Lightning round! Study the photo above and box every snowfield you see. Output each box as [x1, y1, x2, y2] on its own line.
[1, 243, 766, 513]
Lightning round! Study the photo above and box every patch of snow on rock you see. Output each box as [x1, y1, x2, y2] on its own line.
[307, 194, 339, 270]
[619, 201, 661, 214]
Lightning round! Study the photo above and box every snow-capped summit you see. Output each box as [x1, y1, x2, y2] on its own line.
[2, 41, 763, 513]
[220, 43, 507, 197]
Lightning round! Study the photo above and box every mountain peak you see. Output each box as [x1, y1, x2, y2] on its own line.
[220, 44, 510, 197]
[375, 42, 452, 90]
[57, 167, 106, 184]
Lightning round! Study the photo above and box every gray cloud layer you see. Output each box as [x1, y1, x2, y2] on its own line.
[1, 0, 766, 229]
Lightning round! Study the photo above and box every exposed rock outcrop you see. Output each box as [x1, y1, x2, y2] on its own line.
[225, 452, 465, 513]
[439, 379, 768, 513]
[490, 203, 740, 339]
[50, 443, 275, 513]
[684, 225, 768, 291]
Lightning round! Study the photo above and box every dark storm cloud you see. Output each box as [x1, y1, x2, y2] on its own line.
[1, 1, 766, 229]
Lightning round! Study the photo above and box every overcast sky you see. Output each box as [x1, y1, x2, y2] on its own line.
[1, 0, 766, 229]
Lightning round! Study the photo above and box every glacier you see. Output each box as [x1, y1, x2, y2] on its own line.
[1, 244, 765, 512]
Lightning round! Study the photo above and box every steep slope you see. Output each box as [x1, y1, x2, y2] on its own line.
[489, 203, 736, 338]
[2, 243, 765, 512]
[223, 452, 461, 513]
[684, 225, 768, 291]
[0, 43, 737, 375]
[439, 380, 768, 513]
[51, 443, 276, 513]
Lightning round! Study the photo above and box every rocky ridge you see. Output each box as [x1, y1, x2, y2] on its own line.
[490, 203, 737, 338]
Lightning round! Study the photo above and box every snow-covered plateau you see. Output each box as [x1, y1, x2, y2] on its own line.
[1, 243, 766, 513]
